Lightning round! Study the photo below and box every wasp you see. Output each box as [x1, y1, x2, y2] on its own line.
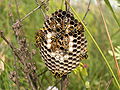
[35, 29, 46, 47]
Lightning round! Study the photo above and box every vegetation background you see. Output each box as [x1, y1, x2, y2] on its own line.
[0, 0, 120, 90]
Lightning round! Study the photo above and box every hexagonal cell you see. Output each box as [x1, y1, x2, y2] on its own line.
[69, 26, 74, 29]
[77, 30, 82, 34]
[81, 42, 85, 46]
[73, 44, 77, 48]
[70, 16, 74, 20]
[73, 39, 77, 43]
[60, 47, 64, 50]
[51, 57, 55, 60]
[74, 19, 78, 23]
[44, 40, 47, 44]
[52, 13, 54, 16]
[73, 54, 76, 56]
[59, 9, 62, 12]
[56, 18, 61, 22]
[85, 40, 87, 43]
[68, 57, 72, 60]
[60, 36, 63, 40]
[46, 19, 50, 24]
[62, 11, 67, 15]
[58, 13, 62, 17]
[64, 60, 68, 63]
[70, 21, 74, 25]
[44, 22, 49, 28]
[55, 11, 58, 15]
[74, 24, 78, 27]
[50, 17, 54, 21]
[61, 16, 65, 19]
[77, 46, 81, 49]
[77, 41, 81, 44]
[48, 28, 52, 32]
[66, 13, 71, 17]
[77, 36, 81, 40]
[65, 34, 68, 37]
[68, 52, 73, 55]
[56, 28, 60, 32]
[72, 58, 77, 61]
[73, 49, 77, 52]
[47, 48, 52, 52]
[47, 53, 51, 58]
[68, 32, 73, 36]
[73, 34, 77, 38]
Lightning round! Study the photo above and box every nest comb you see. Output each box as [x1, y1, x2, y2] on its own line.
[35, 9, 88, 78]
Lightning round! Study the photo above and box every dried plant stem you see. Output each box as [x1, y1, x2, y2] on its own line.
[0, 31, 36, 90]
[97, 0, 120, 80]
[50, 79, 61, 90]
[15, 0, 20, 20]
[13, 55, 20, 90]
[20, 1, 47, 22]
[38, 69, 48, 77]
[65, 0, 120, 88]
[111, 28, 120, 38]
[34, 0, 48, 21]
[65, 0, 70, 11]
[60, 77, 68, 90]
[106, 77, 113, 90]
[82, 0, 91, 21]
[0, 31, 15, 51]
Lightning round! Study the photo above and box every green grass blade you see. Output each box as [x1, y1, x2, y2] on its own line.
[104, 0, 120, 27]
[65, 0, 120, 88]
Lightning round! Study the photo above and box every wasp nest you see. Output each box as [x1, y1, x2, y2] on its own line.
[35, 9, 88, 78]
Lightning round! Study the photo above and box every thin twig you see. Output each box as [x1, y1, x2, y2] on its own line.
[20, 1, 47, 22]
[97, 0, 120, 79]
[106, 77, 113, 90]
[38, 69, 48, 77]
[15, 0, 20, 20]
[60, 76, 68, 90]
[65, 0, 70, 11]
[13, 55, 20, 90]
[50, 79, 62, 90]
[8, 1, 15, 24]
[0, 31, 15, 51]
[111, 28, 120, 38]
[0, 31, 21, 63]
[20, 6, 41, 22]
[34, 0, 48, 21]
[82, 0, 91, 21]
[12, 1, 20, 88]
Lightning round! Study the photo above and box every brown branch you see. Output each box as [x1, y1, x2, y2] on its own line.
[15, 0, 20, 20]
[97, 0, 120, 79]
[0, 31, 22, 63]
[105, 77, 113, 90]
[0, 30, 36, 89]
[20, 0, 48, 22]
[13, 55, 20, 90]
[65, 0, 70, 11]
[34, 0, 49, 20]
[0, 31, 15, 51]
[60, 76, 68, 90]
[82, 0, 91, 21]
[8, 2, 39, 89]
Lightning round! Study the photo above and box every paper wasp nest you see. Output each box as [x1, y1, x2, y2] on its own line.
[35, 9, 88, 77]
